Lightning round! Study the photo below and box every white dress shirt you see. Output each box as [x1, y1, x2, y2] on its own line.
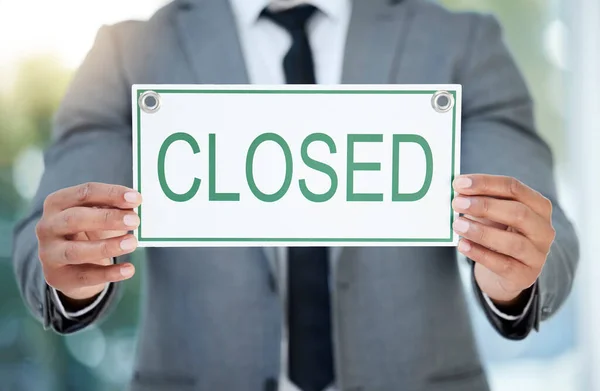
[53, 1, 534, 390]
[231, 0, 350, 85]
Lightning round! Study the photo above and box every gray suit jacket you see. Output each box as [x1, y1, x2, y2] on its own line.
[12, 0, 579, 390]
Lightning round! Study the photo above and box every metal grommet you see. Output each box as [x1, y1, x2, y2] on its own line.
[139, 91, 161, 114]
[431, 90, 454, 113]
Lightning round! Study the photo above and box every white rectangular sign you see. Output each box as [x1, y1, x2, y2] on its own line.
[132, 84, 461, 247]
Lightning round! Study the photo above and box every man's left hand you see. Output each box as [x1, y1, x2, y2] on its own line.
[451, 174, 556, 308]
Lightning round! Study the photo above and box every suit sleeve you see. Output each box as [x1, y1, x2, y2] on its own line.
[457, 14, 579, 339]
[12, 25, 133, 334]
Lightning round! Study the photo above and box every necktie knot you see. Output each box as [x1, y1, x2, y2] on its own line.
[260, 4, 318, 84]
[261, 4, 317, 32]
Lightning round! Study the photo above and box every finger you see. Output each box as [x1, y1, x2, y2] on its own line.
[457, 239, 531, 282]
[453, 175, 552, 219]
[453, 196, 552, 243]
[49, 235, 138, 265]
[50, 262, 136, 290]
[50, 207, 139, 236]
[87, 230, 129, 241]
[44, 182, 142, 212]
[453, 217, 543, 266]
[462, 214, 507, 230]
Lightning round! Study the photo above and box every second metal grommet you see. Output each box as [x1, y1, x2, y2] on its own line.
[139, 91, 161, 114]
[431, 90, 454, 113]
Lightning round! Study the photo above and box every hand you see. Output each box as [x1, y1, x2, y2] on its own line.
[36, 182, 142, 304]
[451, 174, 555, 307]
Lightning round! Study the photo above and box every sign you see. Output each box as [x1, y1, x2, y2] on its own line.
[132, 85, 461, 247]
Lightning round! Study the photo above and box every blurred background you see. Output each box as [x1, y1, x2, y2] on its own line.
[0, 0, 598, 390]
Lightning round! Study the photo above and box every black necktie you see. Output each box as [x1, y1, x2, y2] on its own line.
[261, 5, 317, 84]
[261, 6, 335, 391]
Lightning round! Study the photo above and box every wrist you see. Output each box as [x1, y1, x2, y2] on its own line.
[474, 262, 523, 297]
[485, 286, 524, 305]
[56, 286, 106, 311]
[487, 289, 525, 311]
[487, 285, 536, 317]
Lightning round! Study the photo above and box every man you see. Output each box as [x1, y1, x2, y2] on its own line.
[13, 0, 579, 390]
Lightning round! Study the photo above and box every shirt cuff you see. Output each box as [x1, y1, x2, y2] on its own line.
[482, 288, 535, 321]
[51, 283, 111, 320]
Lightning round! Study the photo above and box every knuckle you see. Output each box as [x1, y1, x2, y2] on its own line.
[546, 226, 557, 250]
[43, 194, 55, 212]
[35, 222, 43, 238]
[99, 241, 111, 259]
[549, 226, 557, 241]
[102, 209, 114, 224]
[63, 242, 78, 262]
[61, 210, 77, 229]
[544, 197, 553, 215]
[510, 237, 528, 257]
[77, 183, 93, 202]
[514, 203, 529, 224]
[509, 178, 522, 197]
[475, 224, 487, 243]
[480, 197, 490, 214]
[107, 184, 119, 200]
[38, 246, 50, 263]
[35, 220, 48, 239]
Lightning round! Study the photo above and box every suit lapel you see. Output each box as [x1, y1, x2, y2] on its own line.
[175, 0, 279, 279]
[331, 0, 414, 272]
[262, 247, 279, 284]
[175, 0, 249, 84]
[342, 0, 414, 84]
[329, 247, 343, 278]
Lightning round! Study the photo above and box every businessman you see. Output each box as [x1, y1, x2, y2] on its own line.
[13, 0, 579, 390]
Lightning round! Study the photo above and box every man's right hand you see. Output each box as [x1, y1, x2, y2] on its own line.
[36, 182, 142, 305]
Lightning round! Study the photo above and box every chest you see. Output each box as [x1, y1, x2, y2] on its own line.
[125, 4, 463, 87]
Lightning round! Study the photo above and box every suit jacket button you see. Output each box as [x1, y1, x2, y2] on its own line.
[264, 377, 277, 391]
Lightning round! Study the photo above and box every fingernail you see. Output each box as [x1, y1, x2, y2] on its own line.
[454, 177, 472, 189]
[453, 219, 470, 233]
[458, 240, 472, 252]
[124, 192, 140, 203]
[120, 238, 137, 251]
[120, 264, 135, 278]
[453, 197, 471, 210]
[123, 214, 139, 227]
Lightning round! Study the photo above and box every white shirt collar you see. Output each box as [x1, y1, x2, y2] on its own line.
[229, 0, 348, 26]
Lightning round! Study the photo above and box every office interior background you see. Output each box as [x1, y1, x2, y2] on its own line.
[0, 0, 598, 390]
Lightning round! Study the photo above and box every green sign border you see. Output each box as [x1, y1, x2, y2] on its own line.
[135, 88, 457, 243]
